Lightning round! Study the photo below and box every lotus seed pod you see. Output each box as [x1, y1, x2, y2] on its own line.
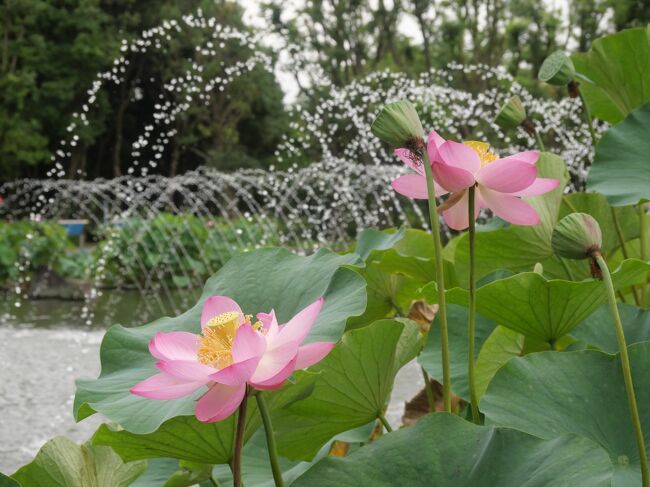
[495, 95, 527, 130]
[371, 100, 425, 148]
[538, 51, 576, 86]
[552, 213, 602, 260]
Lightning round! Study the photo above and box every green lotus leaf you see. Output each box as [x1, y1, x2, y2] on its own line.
[353, 227, 405, 260]
[482, 342, 650, 486]
[74, 248, 366, 435]
[572, 26, 650, 124]
[474, 326, 525, 402]
[0, 473, 20, 487]
[347, 228, 447, 329]
[272, 319, 421, 461]
[130, 459, 180, 487]
[427, 259, 650, 343]
[571, 304, 650, 353]
[587, 102, 650, 206]
[11, 437, 145, 487]
[92, 379, 313, 465]
[292, 413, 612, 486]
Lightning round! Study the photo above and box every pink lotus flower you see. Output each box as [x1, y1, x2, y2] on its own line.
[391, 130, 560, 230]
[131, 296, 335, 422]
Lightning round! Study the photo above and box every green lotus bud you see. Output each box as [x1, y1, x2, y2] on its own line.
[552, 213, 602, 260]
[371, 100, 425, 148]
[538, 51, 576, 86]
[495, 95, 527, 130]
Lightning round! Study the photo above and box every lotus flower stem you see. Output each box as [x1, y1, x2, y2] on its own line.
[467, 186, 480, 424]
[254, 392, 285, 487]
[232, 388, 249, 487]
[612, 208, 642, 305]
[534, 131, 546, 152]
[421, 149, 452, 413]
[378, 414, 393, 433]
[596, 254, 648, 486]
[641, 206, 648, 304]
[577, 90, 598, 145]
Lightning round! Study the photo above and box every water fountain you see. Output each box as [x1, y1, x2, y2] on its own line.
[0, 11, 596, 327]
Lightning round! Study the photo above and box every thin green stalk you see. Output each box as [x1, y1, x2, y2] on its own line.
[534, 130, 546, 152]
[232, 389, 249, 487]
[378, 415, 393, 433]
[612, 208, 631, 260]
[255, 392, 285, 487]
[578, 90, 598, 145]
[421, 366, 436, 412]
[641, 206, 648, 304]
[210, 476, 222, 487]
[612, 208, 642, 305]
[467, 186, 480, 424]
[596, 254, 649, 487]
[421, 150, 452, 413]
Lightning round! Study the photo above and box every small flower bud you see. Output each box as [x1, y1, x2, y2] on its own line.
[495, 95, 527, 130]
[371, 100, 425, 148]
[552, 213, 602, 260]
[538, 51, 576, 86]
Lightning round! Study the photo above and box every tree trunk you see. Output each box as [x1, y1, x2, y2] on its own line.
[414, 1, 432, 72]
[112, 94, 127, 177]
[169, 119, 182, 177]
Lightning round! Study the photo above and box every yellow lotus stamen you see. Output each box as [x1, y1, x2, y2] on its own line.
[464, 140, 498, 167]
[197, 311, 241, 368]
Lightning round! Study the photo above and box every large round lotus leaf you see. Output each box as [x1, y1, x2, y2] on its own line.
[11, 437, 145, 487]
[93, 319, 419, 465]
[482, 342, 650, 486]
[572, 26, 650, 125]
[433, 259, 650, 343]
[272, 319, 421, 461]
[92, 375, 316, 465]
[73, 248, 366, 434]
[587, 102, 650, 206]
[292, 413, 612, 486]
[572, 304, 650, 353]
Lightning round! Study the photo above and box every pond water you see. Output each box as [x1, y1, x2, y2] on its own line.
[0, 288, 202, 330]
[0, 291, 422, 473]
